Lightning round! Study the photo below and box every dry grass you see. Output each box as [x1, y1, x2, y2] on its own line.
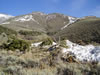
[0, 47, 99, 75]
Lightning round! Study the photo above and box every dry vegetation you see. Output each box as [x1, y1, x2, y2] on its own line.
[0, 45, 99, 75]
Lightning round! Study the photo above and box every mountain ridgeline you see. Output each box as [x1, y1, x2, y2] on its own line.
[0, 12, 100, 44]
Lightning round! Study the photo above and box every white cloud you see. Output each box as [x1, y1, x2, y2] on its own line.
[70, 0, 87, 11]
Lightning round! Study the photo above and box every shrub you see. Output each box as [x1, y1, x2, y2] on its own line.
[60, 40, 68, 48]
[3, 38, 30, 51]
[3, 65, 22, 75]
[76, 40, 86, 45]
[40, 38, 53, 46]
[19, 30, 42, 36]
[47, 32, 57, 36]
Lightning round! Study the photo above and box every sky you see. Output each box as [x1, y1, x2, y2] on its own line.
[0, 0, 100, 17]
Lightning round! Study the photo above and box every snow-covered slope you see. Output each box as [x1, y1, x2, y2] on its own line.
[61, 16, 78, 30]
[62, 40, 100, 62]
[14, 15, 39, 24]
[68, 16, 77, 24]
[0, 13, 14, 24]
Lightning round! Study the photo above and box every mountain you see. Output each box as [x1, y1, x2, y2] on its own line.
[0, 12, 100, 44]
[0, 12, 78, 37]
[0, 12, 73, 41]
[0, 13, 14, 24]
[0, 12, 72, 32]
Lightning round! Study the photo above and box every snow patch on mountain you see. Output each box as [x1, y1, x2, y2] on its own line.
[68, 16, 77, 23]
[0, 14, 14, 24]
[14, 15, 39, 24]
[61, 16, 78, 30]
[0, 14, 13, 19]
[62, 40, 100, 62]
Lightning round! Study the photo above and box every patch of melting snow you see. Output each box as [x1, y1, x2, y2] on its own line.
[31, 42, 42, 47]
[61, 16, 78, 30]
[31, 42, 57, 47]
[14, 15, 39, 24]
[52, 42, 57, 45]
[62, 40, 100, 62]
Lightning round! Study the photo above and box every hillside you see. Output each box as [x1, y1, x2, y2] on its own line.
[55, 17, 100, 44]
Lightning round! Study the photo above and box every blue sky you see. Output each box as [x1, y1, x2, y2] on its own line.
[0, 0, 100, 17]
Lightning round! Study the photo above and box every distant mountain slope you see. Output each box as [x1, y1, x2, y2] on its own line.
[46, 13, 69, 33]
[55, 17, 100, 44]
[0, 13, 14, 24]
[0, 12, 72, 33]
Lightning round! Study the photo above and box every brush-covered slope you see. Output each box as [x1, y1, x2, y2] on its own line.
[55, 16, 100, 44]
[0, 25, 17, 36]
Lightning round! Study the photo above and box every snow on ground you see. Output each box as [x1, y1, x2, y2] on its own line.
[31, 40, 100, 62]
[61, 16, 78, 30]
[52, 42, 57, 45]
[31, 42, 42, 47]
[62, 40, 100, 62]
[31, 42, 57, 47]
[14, 15, 39, 24]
